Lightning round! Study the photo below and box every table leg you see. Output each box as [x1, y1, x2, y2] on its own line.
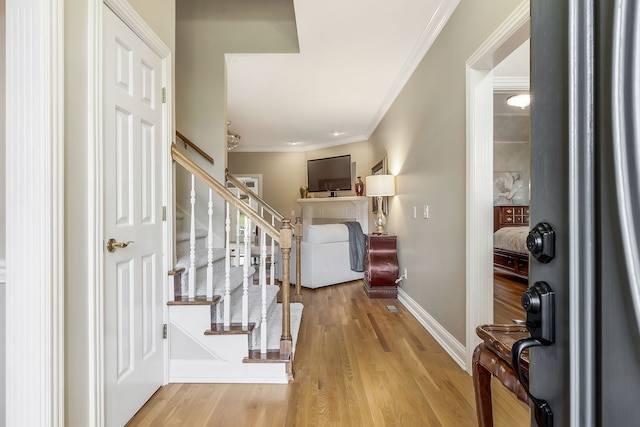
[473, 344, 494, 427]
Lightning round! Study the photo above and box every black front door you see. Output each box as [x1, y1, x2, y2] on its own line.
[529, 1, 640, 425]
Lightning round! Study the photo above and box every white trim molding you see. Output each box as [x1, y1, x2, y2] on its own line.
[0, 260, 5, 284]
[493, 76, 530, 91]
[6, 0, 65, 425]
[465, 0, 530, 374]
[398, 288, 466, 370]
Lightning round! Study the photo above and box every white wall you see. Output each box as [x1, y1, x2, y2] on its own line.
[369, 0, 522, 343]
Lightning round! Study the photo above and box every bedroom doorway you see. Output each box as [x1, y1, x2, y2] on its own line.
[492, 42, 530, 325]
[464, 1, 530, 372]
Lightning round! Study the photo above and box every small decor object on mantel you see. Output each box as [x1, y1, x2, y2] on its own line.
[299, 186, 308, 199]
[355, 176, 364, 196]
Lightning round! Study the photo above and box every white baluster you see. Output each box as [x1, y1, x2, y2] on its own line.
[234, 188, 241, 267]
[188, 174, 196, 299]
[270, 216, 276, 287]
[224, 201, 231, 327]
[206, 189, 213, 299]
[242, 216, 251, 328]
[260, 228, 267, 354]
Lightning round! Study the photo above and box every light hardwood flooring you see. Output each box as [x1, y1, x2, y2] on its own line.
[127, 280, 529, 426]
[493, 273, 528, 325]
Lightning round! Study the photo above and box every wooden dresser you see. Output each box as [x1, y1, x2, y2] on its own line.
[363, 234, 399, 298]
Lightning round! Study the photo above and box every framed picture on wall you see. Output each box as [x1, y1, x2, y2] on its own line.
[371, 156, 389, 215]
[493, 171, 528, 205]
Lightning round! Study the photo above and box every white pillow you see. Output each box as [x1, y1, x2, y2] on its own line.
[305, 224, 349, 244]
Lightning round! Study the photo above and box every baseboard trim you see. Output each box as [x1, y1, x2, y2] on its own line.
[398, 288, 467, 371]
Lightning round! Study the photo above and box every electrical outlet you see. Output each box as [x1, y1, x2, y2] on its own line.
[404, 268, 408, 279]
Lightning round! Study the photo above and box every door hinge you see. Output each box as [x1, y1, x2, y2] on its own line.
[162, 206, 167, 221]
[162, 87, 167, 104]
[163, 324, 167, 339]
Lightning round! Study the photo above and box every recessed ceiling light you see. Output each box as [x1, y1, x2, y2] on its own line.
[331, 130, 343, 137]
[289, 141, 298, 145]
[506, 94, 531, 109]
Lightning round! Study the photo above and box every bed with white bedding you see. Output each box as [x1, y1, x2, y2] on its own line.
[493, 206, 530, 280]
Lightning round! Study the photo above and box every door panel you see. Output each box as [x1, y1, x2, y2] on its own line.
[103, 5, 164, 426]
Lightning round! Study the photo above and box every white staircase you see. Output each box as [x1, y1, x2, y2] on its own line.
[167, 154, 304, 384]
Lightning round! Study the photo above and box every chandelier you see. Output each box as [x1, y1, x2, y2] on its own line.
[226, 121, 241, 151]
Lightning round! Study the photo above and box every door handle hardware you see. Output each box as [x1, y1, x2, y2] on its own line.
[107, 238, 134, 253]
[512, 281, 555, 427]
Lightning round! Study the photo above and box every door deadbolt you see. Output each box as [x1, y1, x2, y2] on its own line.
[527, 222, 556, 263]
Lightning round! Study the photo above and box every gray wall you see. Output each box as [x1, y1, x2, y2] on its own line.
[368, 0, 522, 343]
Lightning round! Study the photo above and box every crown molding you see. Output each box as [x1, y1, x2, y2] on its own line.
[493, 76, 530, 91]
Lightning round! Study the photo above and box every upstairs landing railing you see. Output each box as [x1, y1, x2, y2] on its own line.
[171, 144, 295, 358]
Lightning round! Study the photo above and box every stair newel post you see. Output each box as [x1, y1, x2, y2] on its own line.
[206, 189, 214, 299]
[242, 216, 251, 328]
[260, 228, 267, 354]
[270, 216, 276, 288]
[294, 217, 303, 303]
[224, 201, 231, 327]
[189, 174, 196, 299]
[279, 219, 293, 358]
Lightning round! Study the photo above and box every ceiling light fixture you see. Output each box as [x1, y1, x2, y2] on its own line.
[506, 94, 531, 109]
[331, 130, 343, 137]
[227, 121, 241, 151]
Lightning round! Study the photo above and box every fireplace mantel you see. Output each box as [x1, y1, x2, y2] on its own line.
[297, 197, 369, 236]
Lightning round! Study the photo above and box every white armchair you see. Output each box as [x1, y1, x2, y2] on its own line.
[275, 223, 364, 289]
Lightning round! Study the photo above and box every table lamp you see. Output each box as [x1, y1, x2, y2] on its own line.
[365, 174, 395, 233]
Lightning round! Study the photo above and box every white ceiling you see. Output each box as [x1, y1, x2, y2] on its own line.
[226, 0, 461, 152]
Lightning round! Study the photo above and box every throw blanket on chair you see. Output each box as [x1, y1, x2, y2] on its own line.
[343, 221, 366, 272]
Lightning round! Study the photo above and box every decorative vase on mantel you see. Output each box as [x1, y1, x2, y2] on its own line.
[299, 186, 309, 199]
[355, 176, 364, 196]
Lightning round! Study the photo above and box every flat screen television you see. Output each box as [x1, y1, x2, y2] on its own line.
[307, 155, 352, 194]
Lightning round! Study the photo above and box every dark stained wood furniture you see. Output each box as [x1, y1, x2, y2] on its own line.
[493, 206, 530, 280]
[363, 234, 399, 298]
[473, 324, 530, 427]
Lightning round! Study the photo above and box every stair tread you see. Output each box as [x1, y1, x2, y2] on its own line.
[167, 296, 220, 306]
[204, 323, 255, 335]
[176, 228, 208, 243]
[175, 247, 227, 270]
[244, 350, 290, 363]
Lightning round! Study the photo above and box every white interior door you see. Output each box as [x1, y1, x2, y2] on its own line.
[103, 5, 165, 426]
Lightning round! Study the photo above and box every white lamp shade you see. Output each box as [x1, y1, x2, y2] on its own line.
[365, 174, 395, 197]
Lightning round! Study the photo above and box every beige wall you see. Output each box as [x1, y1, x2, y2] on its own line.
[64, 1, 175, 425]
[228, 139, 369, 219]
[228, 152, 306, 218]
[368, 0, 522, 343]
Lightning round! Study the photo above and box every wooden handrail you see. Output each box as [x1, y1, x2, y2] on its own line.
[171, 144, 281, 241]
[226, 170, 285, 223]
[176, 130, 214, 165]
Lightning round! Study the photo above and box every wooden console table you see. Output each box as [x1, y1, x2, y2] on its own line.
[472, 324, 530, 427]
[363, 234, 399, 298]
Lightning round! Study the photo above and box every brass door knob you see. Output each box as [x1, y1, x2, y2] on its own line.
[106, 238, 134, 253]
